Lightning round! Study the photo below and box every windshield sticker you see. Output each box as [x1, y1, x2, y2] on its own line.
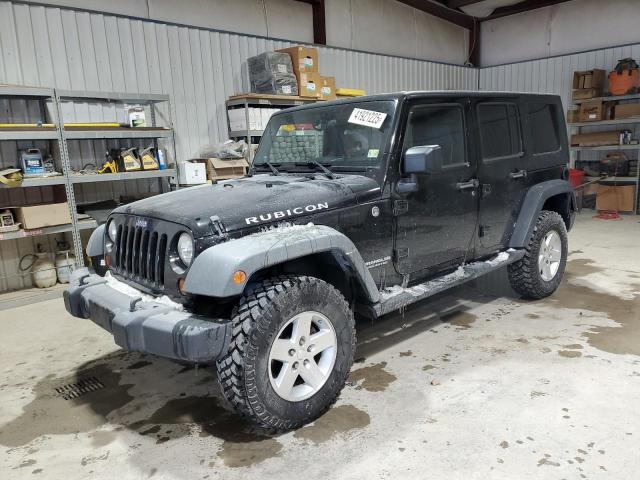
[348, 108, 387, 129]
[367, 149, 380, 158]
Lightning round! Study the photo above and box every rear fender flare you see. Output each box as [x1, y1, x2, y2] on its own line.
[509, 179, 576, 248]
[183, 224, 380, 302]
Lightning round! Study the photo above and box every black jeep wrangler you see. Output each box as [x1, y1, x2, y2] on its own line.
[65, 91, 576, 430]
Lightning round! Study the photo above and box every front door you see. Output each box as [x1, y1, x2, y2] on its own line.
[394, 99, 479, 278]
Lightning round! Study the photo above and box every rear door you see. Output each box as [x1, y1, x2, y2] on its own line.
[394, 99, 479, 277]
[474, 98, 527, 254]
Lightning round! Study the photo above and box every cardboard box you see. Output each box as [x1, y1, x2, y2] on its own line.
[298, 72, 322, 98]
[566, 108, 580, 123]
[277, 46, 318, 78]
[177, 160, 207, 185]
[579, 99, 603, 122]
[14, 202, 71, 229]
[596, 184, 636, 212]
[570, 131, 621, 147]
[572, 69, 605, 100]
[615, 103, 640, 119]
[319, 76, 337, 101]
[205, 158, 249, 181]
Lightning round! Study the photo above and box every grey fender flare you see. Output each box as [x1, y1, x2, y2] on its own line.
[183, 224, 380, 303]
[509, 179, 575, 248]
[86, 224, 106, 257]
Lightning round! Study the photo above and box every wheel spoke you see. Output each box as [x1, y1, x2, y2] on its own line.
[309, 329, 335, 353]
[292, 312, 313, 343]
[543, 262, 552, 280]
[549, 248, 561, 262]
[274, 362, 298, 396]
[299, 359, 326, 389]
[270, 339, 294, 362]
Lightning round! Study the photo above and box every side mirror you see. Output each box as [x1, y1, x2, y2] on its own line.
[402, 145, 443, 175]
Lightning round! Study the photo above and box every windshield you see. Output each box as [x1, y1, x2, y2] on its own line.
[253, 100, 396, 172]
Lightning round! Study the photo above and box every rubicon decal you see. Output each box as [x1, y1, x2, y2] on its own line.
[245, 202, 329, 224]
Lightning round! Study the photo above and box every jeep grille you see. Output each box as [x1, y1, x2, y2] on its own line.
[112, 224, 168, 288]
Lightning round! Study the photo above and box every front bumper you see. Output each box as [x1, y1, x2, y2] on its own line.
[64, 268, 231, 363]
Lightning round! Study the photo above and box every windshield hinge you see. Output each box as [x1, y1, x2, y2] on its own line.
[209, 215, 228, 239]
[393, 200, 408, 216]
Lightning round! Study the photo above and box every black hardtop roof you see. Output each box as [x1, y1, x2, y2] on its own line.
[279, 90, 560, 114]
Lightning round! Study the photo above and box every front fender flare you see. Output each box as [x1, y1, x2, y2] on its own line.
[509, 179, 575, 248]
[183, 224, 380, 303]
[86, 224, 105, 257]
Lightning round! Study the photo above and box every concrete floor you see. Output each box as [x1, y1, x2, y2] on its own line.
[1, 212, 639, 480]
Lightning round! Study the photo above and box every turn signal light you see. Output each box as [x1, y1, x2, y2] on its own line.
[232, 270, 247, 285]
[104, 255, 111, 267]
[178, 278, 186, 295]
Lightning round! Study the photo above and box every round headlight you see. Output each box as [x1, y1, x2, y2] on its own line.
[107, 221, 118, 242]
[177, 233, 194, 267]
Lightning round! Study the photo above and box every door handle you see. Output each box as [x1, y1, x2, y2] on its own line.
[509, 169, 527, 180]
[456, 179, 479, 191]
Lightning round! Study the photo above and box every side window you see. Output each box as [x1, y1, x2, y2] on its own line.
[528, 102, 560, 154]
[477, 103, 523, 160]
[405, 104, 466, 167]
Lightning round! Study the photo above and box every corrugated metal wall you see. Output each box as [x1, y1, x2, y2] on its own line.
[0, 0, 477, 292]
[479, 42, 640, 112]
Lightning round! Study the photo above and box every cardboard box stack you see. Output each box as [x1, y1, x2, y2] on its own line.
[276, 46, 337, 100]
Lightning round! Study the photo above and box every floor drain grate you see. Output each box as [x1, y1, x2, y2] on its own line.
[55, 376, 105, 400]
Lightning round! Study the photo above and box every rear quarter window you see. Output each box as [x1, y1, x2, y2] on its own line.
[528, 102, 561, 154]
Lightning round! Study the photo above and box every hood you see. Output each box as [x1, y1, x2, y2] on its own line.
[113, 173, 382, 237]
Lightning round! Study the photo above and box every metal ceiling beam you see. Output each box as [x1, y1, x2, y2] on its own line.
[446, 0, 487, 8]
[484, 0, 574, 20]
[295, 0, 326, 44]
[395, 0, 475, 29]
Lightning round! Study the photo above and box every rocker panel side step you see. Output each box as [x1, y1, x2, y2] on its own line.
[373, 249, 525, 317]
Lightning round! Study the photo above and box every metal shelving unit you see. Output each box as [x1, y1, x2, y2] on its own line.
[569, 97, 640, 213]
[226, 94, 321, 160]
[0, 219, 97, 241]
[0, 85, 177, 275]
[70, 168, 176, 184]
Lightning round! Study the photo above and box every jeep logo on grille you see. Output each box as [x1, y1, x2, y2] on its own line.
[135, 218, 148, 228]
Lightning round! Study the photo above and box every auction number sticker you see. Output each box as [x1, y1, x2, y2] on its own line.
[348, 108, 387, 129]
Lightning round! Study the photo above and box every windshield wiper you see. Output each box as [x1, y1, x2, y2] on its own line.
[255, 161, 280, 176]
[296, 160, 334, 179]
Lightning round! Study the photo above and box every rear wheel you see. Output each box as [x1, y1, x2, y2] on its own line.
[216, 275, 355, 431]
[508, 210, 568, 299]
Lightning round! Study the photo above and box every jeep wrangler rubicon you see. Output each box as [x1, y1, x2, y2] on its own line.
[65, 91, 576, 431]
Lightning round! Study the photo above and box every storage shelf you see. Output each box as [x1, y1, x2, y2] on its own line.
[571, 144, 640, 151]
[0, 85, 54, 98]
[573, 93, 640, 105]
[64, 127, 172, 139]
[0, 176, 66, 188]
[569, 118, 640, 127]
[229, 129, 263, 137]
[70, 169, 176, 183]
[227, 93, 320, 108]
[0, 128, 58, 140]
[584, 176, 639, 184]
[0, 219, 97, 241]
[57, 90, 170, 103]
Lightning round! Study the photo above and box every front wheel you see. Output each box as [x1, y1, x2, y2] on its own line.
[216, 275, 355, 431]
[508, 210, 568, 299]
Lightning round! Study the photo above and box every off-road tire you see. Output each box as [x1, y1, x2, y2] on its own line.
[216, 275, 356, 431]
[508, 210, 568, 300]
